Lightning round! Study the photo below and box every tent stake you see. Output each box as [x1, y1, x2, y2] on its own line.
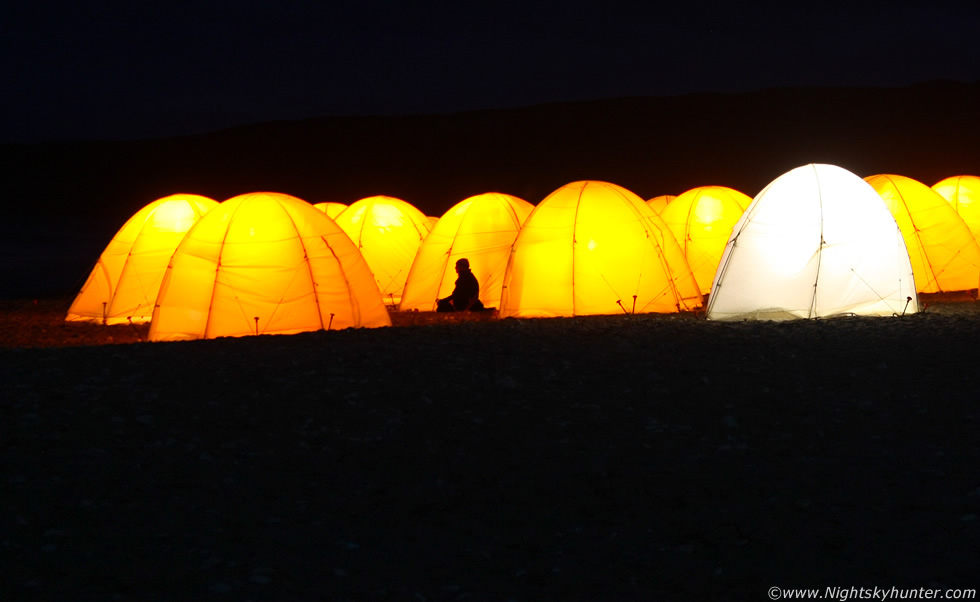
[632, 295, 637, 314]
[615, 299, 629, 315]
[127, 316, 142, 341]
[902, 296, 912, 316]
[254, 316, 259, 335]
[327, 313, 335, 330]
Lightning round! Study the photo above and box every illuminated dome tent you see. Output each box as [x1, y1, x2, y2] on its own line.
[400, 193, 534, 311]
[707, 164, 917, 321]
[866, 174, 980, 294]
[658, 186, 752, 295]
[332, 196, 433, 307]
[500, 181, 702, 318]
[148, 192, 391, 342]
[933, 175, 980, 243]
[646, 195, 675, 214]
[313, 202, 348, 219]
[66, 193, 218, 325]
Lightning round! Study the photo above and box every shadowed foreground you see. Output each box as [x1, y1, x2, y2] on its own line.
[2, 301, 978, 600]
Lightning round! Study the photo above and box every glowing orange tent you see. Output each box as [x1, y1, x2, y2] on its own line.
[932, 175, 980, 243]
[148, 192, 391, 341]
[646, 195, 675, 214]
[66, 193, 218, 324]
[657, 186, 752, 295]
[400, 193, 534, 311]
[313, 202, 348, 219]
[500, 181, 702, 318]
[332, 196, 433, 306]
[866, 174, 980, 293]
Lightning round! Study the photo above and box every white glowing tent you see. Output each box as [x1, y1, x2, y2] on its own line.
[707, 164, 918, 320]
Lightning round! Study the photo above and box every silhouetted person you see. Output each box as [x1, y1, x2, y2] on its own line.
[437, 258, 484, 312]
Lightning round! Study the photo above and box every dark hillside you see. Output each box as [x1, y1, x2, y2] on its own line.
[2, 81, 978, 298]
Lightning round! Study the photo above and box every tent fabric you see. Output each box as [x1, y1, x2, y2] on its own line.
[148, 192, 391, 341]
[707, 164, 918, 321]
[646, 195, 675, 214]
[332, 196, 433, 307]
[313, 202, 348, 219]
[499, 181, 703, 318]
[66, 193, 218, 324]
[866, 174, 980, 293]
[932, 175, 980, 243]
[657, 186, 752, 295]
[400, 193, 534, 311]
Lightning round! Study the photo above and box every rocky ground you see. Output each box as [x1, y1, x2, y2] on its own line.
[2, 299, 978, 600]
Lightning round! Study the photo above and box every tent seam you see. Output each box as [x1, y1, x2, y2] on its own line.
[275, 198, 326, 332]
[682, 189, 700, 258]
[323, 236, 361, 327]
[810, 164, 825, 319]
[571, 183, 587, 316]
[631, 193, 680, 311]
[202, 197, 248, 338]
[111, 200, 160, 320]
[894, 176, 938, 291]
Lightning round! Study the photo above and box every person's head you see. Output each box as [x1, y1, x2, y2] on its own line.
[455, 258, 470, 272]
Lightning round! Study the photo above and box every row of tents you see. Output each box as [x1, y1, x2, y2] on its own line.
[65, 167, 980, 341]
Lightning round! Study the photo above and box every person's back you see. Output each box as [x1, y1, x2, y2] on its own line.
[438, 258, 483, 312]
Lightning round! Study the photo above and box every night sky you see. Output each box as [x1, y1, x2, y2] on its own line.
[3, 1, 978, 142]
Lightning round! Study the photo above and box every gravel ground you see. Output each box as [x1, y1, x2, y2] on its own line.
[2, 299, 979, 600]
